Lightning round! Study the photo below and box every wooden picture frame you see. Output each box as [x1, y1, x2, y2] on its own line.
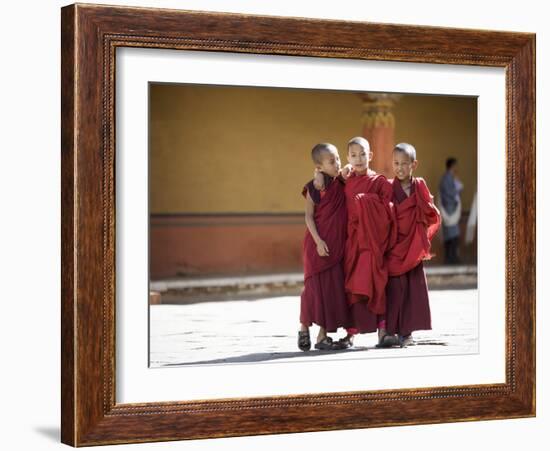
[61, 3, 535, 446]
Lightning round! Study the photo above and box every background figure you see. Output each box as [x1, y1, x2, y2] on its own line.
[438, 157, 463, 264]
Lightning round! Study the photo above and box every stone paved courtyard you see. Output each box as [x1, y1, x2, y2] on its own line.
[149, 288, 478, 367]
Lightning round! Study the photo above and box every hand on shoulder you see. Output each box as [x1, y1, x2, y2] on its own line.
[340, 164, 353, 180]
[312, 168, 325, 190]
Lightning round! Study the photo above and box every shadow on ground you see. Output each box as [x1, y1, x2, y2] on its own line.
[160, 338, 449, 366]
[34, 426, 59, 442]
[162, 346, 373, 366]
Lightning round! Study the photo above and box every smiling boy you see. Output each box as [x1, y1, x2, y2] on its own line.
[339, 137, 397, 348]
[385, 142, 441, 346]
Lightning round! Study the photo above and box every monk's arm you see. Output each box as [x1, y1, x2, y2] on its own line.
[379, 177, 398, 250]
[313, 166, 351, 190]
[417, 179, 442, 230]
[340, 164, 353, 180]
[313, 169, 325, 190]
[379, 177, 394, 203]
[305, 192, 329, 256]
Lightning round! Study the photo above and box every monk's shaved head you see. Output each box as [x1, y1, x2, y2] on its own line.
[311, 143, 338, 165]
[393, 142, 417, 162]
[347, 136, 370, 153]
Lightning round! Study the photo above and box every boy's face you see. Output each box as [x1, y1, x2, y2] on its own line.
[347, 143, 372, 174]
[317, 149, 341, 177]
[392, 151, 417, 181]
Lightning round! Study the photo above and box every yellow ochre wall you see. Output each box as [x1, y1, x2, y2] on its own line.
[150, 84, 477, 214]
[149, 84, 477, 278]
[393, 94, 477, 206]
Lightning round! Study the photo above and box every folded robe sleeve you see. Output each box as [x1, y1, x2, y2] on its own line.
[386, 178, 441, 276]
[346, 176, 396, 313]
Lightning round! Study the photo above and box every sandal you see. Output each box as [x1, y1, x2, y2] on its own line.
[314, 336, 336, 350]
[399, 334, 414, 347]
[336, 334, 355, 349]
[298, 330, 311, 351]
[376, 333, 400, 348]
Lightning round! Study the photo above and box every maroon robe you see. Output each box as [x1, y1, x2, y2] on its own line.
[386, 177, 440, 276]
[385, 177, 440, 336]
[344, 171, 396, 333]
[300, 174, 351, 332]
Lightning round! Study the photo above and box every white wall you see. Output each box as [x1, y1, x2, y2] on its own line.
[1, 1, 545, 450]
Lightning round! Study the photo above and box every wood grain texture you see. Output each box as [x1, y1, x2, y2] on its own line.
[61, 3, 536, 446]
[60, 5, 76, 446]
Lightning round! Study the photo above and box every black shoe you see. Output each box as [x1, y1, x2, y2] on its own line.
[376, 333, 400, 348]
[298, 330, 311, 351]
[336, 334, 355, 349]
[399, 334, 414, 347]
[314, 336, 337, 350]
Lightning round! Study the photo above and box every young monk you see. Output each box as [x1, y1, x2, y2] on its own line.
[298, 143, 351, 351]
[385, 143, 441, 347]
[342, 137, 398, 348]
[317, 137, 397, 349]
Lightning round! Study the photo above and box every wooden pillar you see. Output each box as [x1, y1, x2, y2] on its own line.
[359, 93, 401, 178]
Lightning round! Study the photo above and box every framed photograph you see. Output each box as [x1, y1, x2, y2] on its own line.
[61, 3, 535, 446]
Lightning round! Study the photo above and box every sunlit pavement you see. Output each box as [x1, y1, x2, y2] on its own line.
[150, 289, 478, 367]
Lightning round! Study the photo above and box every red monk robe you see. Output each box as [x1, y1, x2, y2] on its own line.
[300, 174, 352, 332]
[344, 171, 396, 333]
[385, 177, 441, 336]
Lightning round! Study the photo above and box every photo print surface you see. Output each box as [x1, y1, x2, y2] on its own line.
[148, 83, 478, 368]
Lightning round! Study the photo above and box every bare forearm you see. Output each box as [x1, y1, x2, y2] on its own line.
[305, 213, 322, 244]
